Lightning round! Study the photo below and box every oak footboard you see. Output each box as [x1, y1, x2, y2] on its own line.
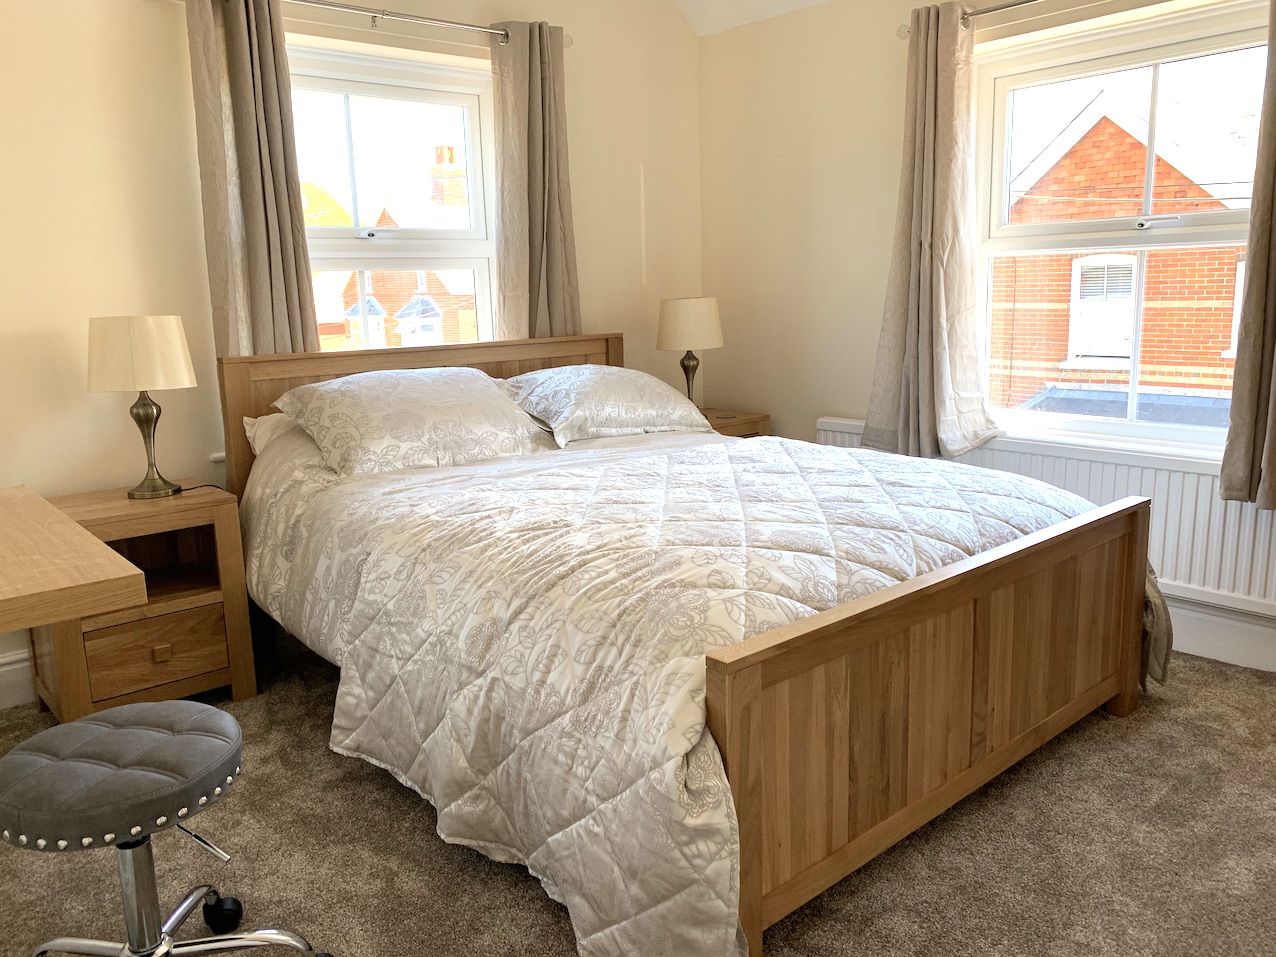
[705, 496, 1151, 955]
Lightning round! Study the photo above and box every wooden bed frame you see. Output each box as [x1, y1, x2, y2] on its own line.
[218, 333, 1150, 956]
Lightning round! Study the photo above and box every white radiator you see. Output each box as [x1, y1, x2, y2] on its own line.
[816, 417, 1276, 669]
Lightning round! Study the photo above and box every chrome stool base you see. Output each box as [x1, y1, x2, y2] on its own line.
[31, 838, 328, 957]
[33, 928, 321, 957]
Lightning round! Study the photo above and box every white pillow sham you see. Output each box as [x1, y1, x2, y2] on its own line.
[501, 364, 713, 448]
[274, 367, 556, 478]
[243, 413, 305, 456]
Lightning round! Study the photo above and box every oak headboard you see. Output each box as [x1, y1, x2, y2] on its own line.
[217, 333, 625, 499]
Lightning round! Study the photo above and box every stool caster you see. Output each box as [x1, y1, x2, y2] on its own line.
[203, 894, 244, 935]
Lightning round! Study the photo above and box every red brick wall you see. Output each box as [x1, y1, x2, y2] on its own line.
[990, 117, 1238, 407]
[431, 146, 469, 208]
[336, 265, 479, 350]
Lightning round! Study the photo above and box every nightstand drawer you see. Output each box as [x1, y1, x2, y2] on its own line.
[85, 605, 229, 701]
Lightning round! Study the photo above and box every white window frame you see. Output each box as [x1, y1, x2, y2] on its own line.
[287, 43, 498, 345]
[1225, 254, 1246, 359]
[974, 2, 1268, 454]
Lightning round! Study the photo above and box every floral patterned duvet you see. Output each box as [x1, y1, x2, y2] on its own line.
[241, 430, 1093, 957]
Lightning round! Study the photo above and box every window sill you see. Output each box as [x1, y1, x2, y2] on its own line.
[992, 410, 1225, 465]
[1056, 358, 1132, 371]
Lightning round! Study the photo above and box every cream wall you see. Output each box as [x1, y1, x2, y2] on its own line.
[0, 0, 223, 499]
[699, 0, 917, 439]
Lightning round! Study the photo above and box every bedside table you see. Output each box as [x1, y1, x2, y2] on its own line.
[31, 485, 257, 722]
[701, 407, 770, 438]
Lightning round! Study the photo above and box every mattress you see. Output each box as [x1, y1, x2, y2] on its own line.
[241, 429, 1097, 957]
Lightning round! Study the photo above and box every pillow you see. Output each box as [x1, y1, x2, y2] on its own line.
[274, 367, 556, 477]
[502, 365, 713, 448]
[243, 413, 305, 456]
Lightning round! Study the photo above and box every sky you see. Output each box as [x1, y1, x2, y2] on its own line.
[292, 88, 473, 229]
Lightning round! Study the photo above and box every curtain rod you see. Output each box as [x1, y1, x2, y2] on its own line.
[280, 0, 509, 43]
[961, 0, 1050, 28]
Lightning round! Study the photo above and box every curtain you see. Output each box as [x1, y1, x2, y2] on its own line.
[1221, 0, 1276, 508]
[490, 22, 583, 340]
[861, 2, 1000, 458]
[185, 0, 318, 357]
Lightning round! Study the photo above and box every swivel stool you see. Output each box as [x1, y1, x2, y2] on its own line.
[0, 700, 331, 957]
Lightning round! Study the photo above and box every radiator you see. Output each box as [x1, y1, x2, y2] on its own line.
[815, 417, 1276, 618]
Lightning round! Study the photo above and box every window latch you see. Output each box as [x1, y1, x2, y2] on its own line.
[1133, 215, 1181, 230]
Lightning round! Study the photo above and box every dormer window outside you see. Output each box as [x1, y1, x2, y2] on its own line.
[1068, 255, 1137, 364]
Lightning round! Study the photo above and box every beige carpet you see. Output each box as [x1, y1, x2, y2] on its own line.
[0, 645, 1273, 957]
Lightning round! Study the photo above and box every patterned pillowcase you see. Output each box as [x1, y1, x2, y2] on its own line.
[502, 364, 713, 448]
[274, 367, 556, 477]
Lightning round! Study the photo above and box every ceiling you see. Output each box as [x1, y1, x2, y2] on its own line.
[671, 0, 832, 36]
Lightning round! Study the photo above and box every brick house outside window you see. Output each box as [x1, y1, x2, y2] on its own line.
[988, 114, 1243, 427]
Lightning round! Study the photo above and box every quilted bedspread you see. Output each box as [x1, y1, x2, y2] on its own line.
[243, 434, 1096, 957]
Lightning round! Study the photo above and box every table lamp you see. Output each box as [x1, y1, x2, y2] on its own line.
[87, 315, 198, 499]
[657, 297, 723, 401]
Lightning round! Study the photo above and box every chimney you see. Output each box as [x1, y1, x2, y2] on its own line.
[430, 145, 467, 207]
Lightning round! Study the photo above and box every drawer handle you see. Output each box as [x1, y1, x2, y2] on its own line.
[152, 644, 173, 664]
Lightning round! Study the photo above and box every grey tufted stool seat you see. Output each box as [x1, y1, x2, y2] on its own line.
[0, 701, 330, 957]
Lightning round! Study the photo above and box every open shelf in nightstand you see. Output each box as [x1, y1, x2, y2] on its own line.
[81, 526, 224, 630]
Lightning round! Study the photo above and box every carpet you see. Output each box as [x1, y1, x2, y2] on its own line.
[0, 645, 1272, 957]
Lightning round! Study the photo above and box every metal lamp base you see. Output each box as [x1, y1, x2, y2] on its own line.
[680, 350, 700, 402]
[127, 391, 182, 500]
[128, 476, 182, 500]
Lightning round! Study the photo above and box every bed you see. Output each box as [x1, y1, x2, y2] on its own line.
[218, 333, 1153, 956]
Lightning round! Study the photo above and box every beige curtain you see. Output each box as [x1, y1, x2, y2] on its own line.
[861, 2, 1000, 458]
[185, 0, 318, 357]
[490, 22, 582, 340]
[1222, 0, 1276, 508]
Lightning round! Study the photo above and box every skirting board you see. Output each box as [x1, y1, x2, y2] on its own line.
[0, 649, 35, 712]
[1163, 591, 1276, 672]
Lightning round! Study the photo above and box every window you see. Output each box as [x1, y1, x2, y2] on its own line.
[1069, 254, 1136, 362]
[288, 45, 496, 352]
[977, 8, 1267, 440]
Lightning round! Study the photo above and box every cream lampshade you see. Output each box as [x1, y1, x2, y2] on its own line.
[657, 297, 724, 401]
[87, 315, 197, 500]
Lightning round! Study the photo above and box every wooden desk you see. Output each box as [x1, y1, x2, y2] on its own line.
[0, 486, 146, 633]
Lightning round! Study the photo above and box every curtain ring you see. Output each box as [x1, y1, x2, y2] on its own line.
[370, 14, 379, 28]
